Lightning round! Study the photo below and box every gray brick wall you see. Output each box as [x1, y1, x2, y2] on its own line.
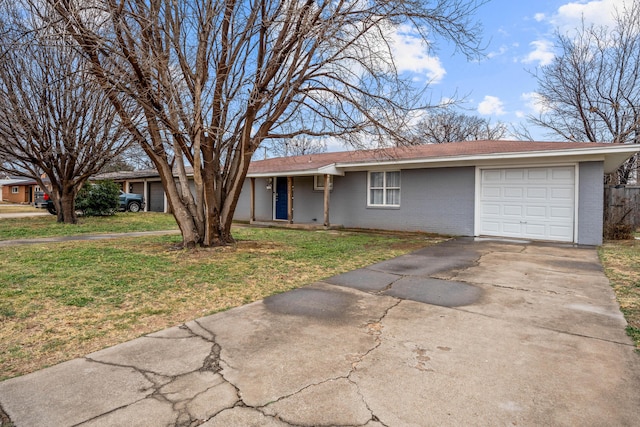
[328, 167, 476, 235]
[577, 161, 604, 245]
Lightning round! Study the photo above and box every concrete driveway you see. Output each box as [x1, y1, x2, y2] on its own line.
[1, 238, 638, 426]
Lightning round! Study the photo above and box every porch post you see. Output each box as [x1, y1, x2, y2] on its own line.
[323, 174, 330, 228]
[249, 177, 256, 223]
[287, 176, 293, 224]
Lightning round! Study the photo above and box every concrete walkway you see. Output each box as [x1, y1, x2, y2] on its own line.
[0, 211, 50, 219]
[1, 238, 638, 426]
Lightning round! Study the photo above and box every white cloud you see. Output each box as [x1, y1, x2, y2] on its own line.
[478, 96, 506, 116]
[487, 45, 508, 59]
[523, 40, 555, 66]
[553, 0, 628, 30]
[390, 24, 446, 83]
[534, 13, 546, 22]
[521, 92, 549, 115]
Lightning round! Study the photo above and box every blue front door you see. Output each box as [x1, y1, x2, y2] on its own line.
[275, 177, 288, 220]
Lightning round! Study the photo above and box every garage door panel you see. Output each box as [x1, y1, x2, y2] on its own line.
[482, 186, 502, 198]
[524, 224, 546, 237]
[551, 168, 574, 180]
[480, 221, 501, 233]
[550, 225, 573, 238]
[550, 206, 573, 220]
[505, 169, 525, 180]
[503, 205, 523, 216]
[479, 166, 575, 242]
[482, 170, 503, 181]
[550, 187, 573, 200]
[482, 204, 501, 215]
[504, 187, 524, 198]
[526, 187, 547, 199]
[525, 205, 547, 218]
[502, 222, 523, 234]
[527, 169, 549, 180]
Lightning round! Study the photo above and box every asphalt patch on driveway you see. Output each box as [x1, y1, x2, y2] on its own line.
[383, 277, 482, 307]
[264, 286, 358, 322]
[324, 268, 400, 292]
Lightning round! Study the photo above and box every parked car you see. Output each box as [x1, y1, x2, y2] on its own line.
[45, 190, 145, 214]
[33, 191, 47, 208]
[119, 190, 145, 212]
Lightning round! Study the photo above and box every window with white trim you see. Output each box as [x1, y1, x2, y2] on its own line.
[11, 186, 19, 194]
[313, 175, 333, 191]
[368, 171, 400, 207]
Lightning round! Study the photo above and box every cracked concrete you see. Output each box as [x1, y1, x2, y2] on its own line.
[1, 237, 639, 426]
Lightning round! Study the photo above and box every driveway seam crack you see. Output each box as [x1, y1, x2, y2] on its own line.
[0, 402, 13, 427]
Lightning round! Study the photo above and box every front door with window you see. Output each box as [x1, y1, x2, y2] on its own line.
[274, 177, 288, 220]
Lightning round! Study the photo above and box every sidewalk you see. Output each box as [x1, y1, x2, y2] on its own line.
[1, 238, 639, 426]
[0, 211, 50, 219]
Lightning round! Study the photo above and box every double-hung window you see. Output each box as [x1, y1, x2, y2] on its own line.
[368, 171, 400, 207]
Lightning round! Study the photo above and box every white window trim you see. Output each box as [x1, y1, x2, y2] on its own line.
[313, 175, 333, 191]
[11, 186, 19, 194]
[367, 170, 401, 207]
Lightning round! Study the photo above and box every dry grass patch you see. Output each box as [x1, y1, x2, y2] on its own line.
[599, 239, 640, 349]
[0, 204, 42, 214]
[0, 227, 440, 379]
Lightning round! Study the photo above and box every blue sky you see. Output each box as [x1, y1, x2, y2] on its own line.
[394, 0, 628, 141]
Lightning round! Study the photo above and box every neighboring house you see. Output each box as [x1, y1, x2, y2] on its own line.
[237, 140, 640, 245]
[0, 177, 38, 204]
[93, 169, 167, 213]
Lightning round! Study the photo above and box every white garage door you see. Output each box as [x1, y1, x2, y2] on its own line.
[479, 166, 575, 242]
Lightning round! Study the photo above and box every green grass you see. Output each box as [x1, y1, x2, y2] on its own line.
[599, 239, 640, 350]
[0, 226, 439, 379]
[0, 212, 178, 240]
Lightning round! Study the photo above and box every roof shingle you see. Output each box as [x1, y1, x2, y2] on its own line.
[248, 140, 611, 174]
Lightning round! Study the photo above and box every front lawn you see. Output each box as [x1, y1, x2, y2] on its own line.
[599, 239, 640, 350]
[0, 226, 438, 380]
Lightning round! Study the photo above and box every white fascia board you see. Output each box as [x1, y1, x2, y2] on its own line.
[334, 145, 640, 172]
[317, 164, 345, 176]
[248, 166, 344, 178]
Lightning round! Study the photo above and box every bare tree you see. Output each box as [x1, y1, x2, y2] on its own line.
[411, 109, 507, 143]
[119, 145, 155, 170]
[268, 137, 327, 157]
[0, 4, 134, 223]
[529, 2, 640, 184]
[41, 0, 485, 246]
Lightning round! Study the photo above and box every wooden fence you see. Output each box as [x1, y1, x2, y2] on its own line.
[604, 185, 640, 228]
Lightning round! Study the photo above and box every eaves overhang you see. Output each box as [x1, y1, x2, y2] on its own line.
[247, 164, 345, 178]
[332, 144, 639, 175]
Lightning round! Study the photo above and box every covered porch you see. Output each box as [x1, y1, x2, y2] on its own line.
[245, 173, 342, 229]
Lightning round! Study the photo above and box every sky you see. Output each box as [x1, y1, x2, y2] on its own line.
[389, 0, 629, 142]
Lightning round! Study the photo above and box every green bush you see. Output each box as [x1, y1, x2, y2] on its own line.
[76, 180, 120, 216]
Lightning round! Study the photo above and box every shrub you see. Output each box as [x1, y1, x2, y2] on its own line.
[603, 222, 634, 240]
[76, 180, 120, 216]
